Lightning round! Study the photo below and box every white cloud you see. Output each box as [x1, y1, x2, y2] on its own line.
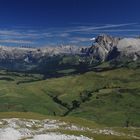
[62, 23, 138, 33]
[0, 39, 34, 44]
[90, 37, 95, 41]
[71, 37, 92, 42]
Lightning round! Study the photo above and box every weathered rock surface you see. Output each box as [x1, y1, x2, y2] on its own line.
[83, 34, 140, 61]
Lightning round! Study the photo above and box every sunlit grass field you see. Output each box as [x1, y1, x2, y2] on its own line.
[0, 68, 140, 127]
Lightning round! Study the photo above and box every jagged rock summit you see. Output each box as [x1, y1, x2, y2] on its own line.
[84, 34, 140, 61]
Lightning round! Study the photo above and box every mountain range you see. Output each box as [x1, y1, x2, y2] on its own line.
[0, 34, 140, 72]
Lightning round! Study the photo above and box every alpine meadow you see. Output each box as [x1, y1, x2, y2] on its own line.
[0, 0, 140, 140]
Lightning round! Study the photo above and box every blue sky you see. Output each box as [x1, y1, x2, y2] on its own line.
[0, 0, 140, 47]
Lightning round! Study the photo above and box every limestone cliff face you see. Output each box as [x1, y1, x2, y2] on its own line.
[82, 34, 140, 61]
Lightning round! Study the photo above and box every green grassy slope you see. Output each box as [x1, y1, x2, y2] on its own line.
[0, 68, 140, 127]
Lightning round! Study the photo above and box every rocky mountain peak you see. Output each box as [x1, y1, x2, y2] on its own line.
[95, 34, 119, 48]
[95, 34, 113, 43]
[83, 34, 119, 61]
[83, 34, 140, 61]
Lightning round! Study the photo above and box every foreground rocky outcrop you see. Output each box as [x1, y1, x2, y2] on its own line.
[0, 118, 92, 140]
[0, 118, 139, 140]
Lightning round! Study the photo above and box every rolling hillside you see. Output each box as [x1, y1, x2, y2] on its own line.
[0, 67, 139, 128]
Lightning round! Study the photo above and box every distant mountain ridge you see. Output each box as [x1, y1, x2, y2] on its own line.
[0, 45, 81, 60]
[0, 34, 140, 72]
